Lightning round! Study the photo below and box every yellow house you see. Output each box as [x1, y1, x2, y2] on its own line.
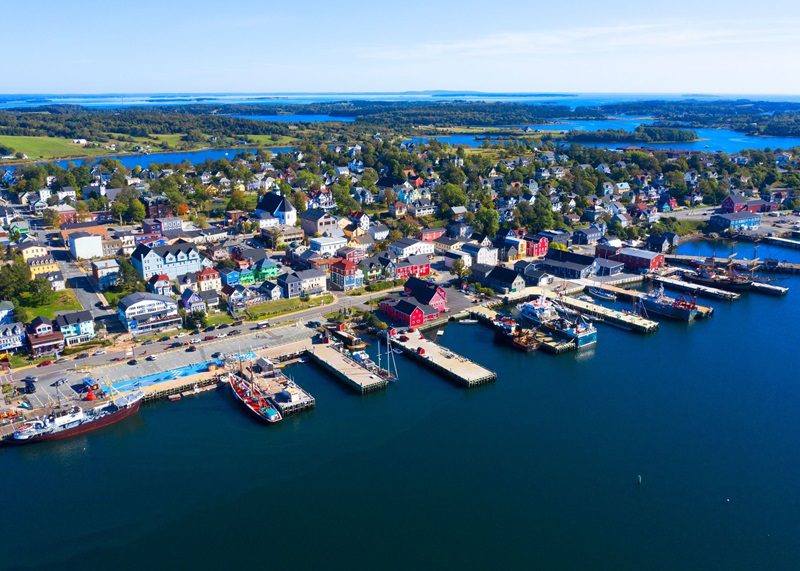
[19, 243, 48, 262]
[27, 255, 60, 278]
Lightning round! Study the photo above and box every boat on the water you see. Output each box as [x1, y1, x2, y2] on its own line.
[517, 297, 597, 348]
[9, 390, 144, 444]
[587, 287, 617, 301]
[492, 315, 540, 352]
[228, 372, 282, 423]
[639, 285, 698, 321]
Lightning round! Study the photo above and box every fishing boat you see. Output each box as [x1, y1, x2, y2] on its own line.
[227, 372, 282, 423]
[587, 287, 617, 302]
[639, 285, 698, 321]
[9, 389, 144, 444]
[517, 297, 598, 348]
[492, 315, 540, 352]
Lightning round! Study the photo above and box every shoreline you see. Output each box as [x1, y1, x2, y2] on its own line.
[0, 142, 294, 167]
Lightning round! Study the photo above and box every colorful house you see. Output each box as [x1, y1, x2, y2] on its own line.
[379, 298, 439, 327]
[330, 260, 364, 291]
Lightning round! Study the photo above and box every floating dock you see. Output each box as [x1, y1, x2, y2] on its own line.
[650, 275, 740, 301]
[469, 306, 575, 353]
[392, 332, 497, 387]
[750, 281, 789, 296]
[307, 344, 389, 394]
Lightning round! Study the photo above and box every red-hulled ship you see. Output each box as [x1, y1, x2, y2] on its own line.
[9, 391, 144, 444]
[226, 372, 282, 423]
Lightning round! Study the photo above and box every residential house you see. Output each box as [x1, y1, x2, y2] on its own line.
[0, 301, 15, 324]
[461, 243, 498, 266]
[330, 260, 364, 291]
[180, 289, 207, 313]
[196, 267, 222, 293]
[27, 256, 60, 279]
[300, 209, 339, 237]
[26, 317, 65, 356]
[147, 274, 172, 296]
[130, 242, 210, 281]
[388, 238, 434, 258]
[262, 225, 304, 249]
[0, 322, 25, 352]
[54, 310, 95, 346]
[68, 232, 104, 260]
[542, 250, 597, 279]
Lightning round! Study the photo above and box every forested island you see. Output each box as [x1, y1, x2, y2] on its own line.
[565, 125, 699, 143]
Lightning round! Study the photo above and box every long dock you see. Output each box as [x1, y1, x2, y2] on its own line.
[307, 344, 389, 394]
[556, 295, 660, 333]
[666, 254, 800, 274]
[650, 275, 740, 301]
[253, 362, 316, 416]
[469, 306, 575, 353]
[392, 332, 496, 387]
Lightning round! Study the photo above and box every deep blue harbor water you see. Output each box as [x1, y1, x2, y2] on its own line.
[1, 239, 799, 570]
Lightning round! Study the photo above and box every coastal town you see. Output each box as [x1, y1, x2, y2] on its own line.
[0, 134, 798, 438]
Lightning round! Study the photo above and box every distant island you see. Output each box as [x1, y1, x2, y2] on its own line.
[566, 125, 699, 144]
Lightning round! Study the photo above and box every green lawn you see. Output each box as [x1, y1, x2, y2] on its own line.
[0, 136, 108, 160]
[205, 312, 234, 327]
[245, 294, 334, 320]
[244, 134, 298, 147]
[19, 289, 83, 320]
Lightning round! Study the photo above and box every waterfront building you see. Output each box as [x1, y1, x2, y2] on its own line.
[610, 247, 665, 272]
[379, 298, 439, 327]
[710, 212, 762, 232]
[403, 277, 447, 311]
[117, 292, 181, 336]
[26, 317, 65, 356]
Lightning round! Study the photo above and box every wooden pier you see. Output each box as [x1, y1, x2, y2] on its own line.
[556, 294, 660, 333]
[392, 332, 497, 387]
[307, 344, 389, 394]
[666, 254, 800, 274]
[253, 364, 316, 416]
[649, 274, 740, 301]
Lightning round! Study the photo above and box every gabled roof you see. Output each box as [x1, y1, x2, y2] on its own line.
[54, 310, 93, 327]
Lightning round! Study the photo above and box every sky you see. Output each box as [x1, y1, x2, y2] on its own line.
[5, 0, 800, 94]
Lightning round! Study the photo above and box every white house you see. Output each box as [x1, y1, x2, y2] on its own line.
[309, 236, 347, 256]
[388, 238, 435, 258]
[461, 243, 498, 266]
[68, 232, 104, 260]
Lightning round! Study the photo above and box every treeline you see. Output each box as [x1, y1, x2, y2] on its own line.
[566, 125, 698, 143]
[596, 99, 800, 138]
[0, 106, 293, 141]
[208, 101, 603, 127]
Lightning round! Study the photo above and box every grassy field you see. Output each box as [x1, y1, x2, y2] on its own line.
[245, 294, 334, 320]
[205, 312, 234, 327]
[0, 136, 109, 160]
[244, 134, 298, 147]
[20, 289, 83, 319]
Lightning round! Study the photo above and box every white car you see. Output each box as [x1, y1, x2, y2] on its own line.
[93, 349, 106, 356]
[175, 332, 187, 338]
[190, 338, 200, 344]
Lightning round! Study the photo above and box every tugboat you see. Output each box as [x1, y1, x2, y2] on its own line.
[227, 371, 282, 423]
[492, 315, 540, 352]
[10, 385, 144, 444]
[517, 297, 598, 348]
[639, 285, 698, 321]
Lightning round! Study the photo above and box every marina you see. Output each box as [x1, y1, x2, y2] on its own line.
[306, 343, 390, 394]
[649, 274, 741, 301]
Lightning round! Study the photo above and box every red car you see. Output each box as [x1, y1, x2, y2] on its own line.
[37, 360, 53, 368]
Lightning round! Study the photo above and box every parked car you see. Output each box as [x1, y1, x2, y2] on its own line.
[74, 353, 89, 359]
[203, 335, 216, 341]
[170, 341, 184, 349]
[55, 358, 67, 364]
[146, 355, 156, 361]
[204, 325, 216, 332]
[143, 340, 154, 346]
[24, 375, 39, 383]
[190, 338, 200, 344]
[218, 323, 230, 330]
[228, 329, 241, 336]
[93, 349, 106, 356]
[128, 359, 138, 365]
[186, 345, 197, 353]
[24, 381, 37, 394]
[37, 360, 53, 368]
[175, 332, 187, 338]
[158, 336, 171, 342]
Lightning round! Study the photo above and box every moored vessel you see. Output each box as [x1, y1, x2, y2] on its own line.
[517, 297, 598, 348]
[639, 285, 698, 321]
[227, 372, 282, 423]
[9, 390, 144, 444]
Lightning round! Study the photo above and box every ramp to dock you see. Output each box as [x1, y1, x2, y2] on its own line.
[393, 333, 496, 387]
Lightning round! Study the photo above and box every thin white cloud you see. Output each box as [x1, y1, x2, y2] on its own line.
[365, 20, 800, 61]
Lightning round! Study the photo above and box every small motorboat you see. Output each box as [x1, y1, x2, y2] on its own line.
[587, 287, 617, 302]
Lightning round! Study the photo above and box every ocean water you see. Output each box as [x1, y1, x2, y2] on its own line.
[1, 240, 799, 570]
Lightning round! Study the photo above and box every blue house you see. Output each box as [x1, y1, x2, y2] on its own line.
[180, 288, 207, 313]
[220, 268, 241, 287]
[54, 310, 96, 346]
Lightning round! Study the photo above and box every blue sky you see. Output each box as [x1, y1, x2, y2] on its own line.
[7, 0, 800, 94]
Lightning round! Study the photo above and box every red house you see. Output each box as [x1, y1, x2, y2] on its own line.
[393, 255, 430, 279]
[403, 277, 447, 312]
[721, 194, 779, 214]
[610, 247, 664, 272]
[525, 236, 549, 258]
[379, 298, 439, 327]
[419, 227, 446, 242]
